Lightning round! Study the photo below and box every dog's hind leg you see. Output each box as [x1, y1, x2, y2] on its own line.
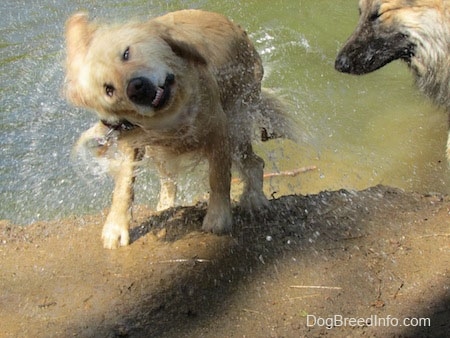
[230, 87, 269, 211]
[155, 159, 176, 211]
[157, 177, 177, 211]
[233, 140, 269, 211]
[144, 149, 177, 211]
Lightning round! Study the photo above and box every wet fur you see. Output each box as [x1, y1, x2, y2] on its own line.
[65, 10, 290, 249]
[335, 0, 450, 157]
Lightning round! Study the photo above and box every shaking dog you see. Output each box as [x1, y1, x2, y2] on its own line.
[65, 10, 291, 248]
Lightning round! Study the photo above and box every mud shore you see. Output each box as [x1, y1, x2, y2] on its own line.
[1, 185, 449, 337]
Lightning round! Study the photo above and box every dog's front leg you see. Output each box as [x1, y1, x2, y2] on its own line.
[102, 146, 137, 249]
[202, 128, 233, 234]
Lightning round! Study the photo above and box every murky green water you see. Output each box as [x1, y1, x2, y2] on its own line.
[1, 0, 448, 224]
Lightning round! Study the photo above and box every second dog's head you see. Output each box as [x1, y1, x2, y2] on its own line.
[64, 12, 206, 125]
[334, 0, 448, 77]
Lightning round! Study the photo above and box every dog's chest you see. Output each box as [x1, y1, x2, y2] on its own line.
[132, 124, 200, 154]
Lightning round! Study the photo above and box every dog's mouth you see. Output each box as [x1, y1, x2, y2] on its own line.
[127, 73, 175, 110]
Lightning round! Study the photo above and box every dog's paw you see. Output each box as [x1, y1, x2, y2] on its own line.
[72, 124, 115, 177]
[240, 190, 269, 211]
[202, 206, 232, 234]
[102, 222, 130, 249]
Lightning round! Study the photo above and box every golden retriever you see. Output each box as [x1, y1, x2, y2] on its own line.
[65, 10, 291, 249]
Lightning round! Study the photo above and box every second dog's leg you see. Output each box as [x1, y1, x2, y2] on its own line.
[102, 147, 137, 249]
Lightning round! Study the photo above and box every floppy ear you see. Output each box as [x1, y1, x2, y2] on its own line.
[161, 33, 207, 65]
[65, 12, 93, 61]
[64, 12, 96, 104]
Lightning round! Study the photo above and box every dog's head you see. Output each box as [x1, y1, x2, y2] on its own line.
[64, 13, 207, 123]
[334, 0, 435, 75]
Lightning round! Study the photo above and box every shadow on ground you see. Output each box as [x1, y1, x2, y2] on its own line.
[1, 185, 449, 337]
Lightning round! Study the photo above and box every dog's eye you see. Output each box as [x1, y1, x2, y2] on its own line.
[104, 84, 115, 97]
[122, 47, 130, 61]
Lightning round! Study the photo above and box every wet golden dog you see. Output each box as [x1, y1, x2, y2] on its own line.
[65, 10, 290, 249]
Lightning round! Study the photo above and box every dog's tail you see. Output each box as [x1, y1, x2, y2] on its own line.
[257, 88, 297, 142]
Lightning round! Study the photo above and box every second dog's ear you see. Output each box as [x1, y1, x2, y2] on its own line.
[161, 33, 207, 65]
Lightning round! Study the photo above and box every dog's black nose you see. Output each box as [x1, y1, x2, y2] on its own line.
[127, 77, 157, 106]
[335, 54, 351, 73]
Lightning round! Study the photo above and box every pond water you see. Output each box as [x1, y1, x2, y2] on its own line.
[1, 0, 448, 225]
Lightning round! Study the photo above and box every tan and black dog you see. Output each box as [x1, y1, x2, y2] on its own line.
[336, 0, 450, 157]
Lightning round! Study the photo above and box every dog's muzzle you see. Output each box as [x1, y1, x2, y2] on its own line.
[126, 73, 175, 109]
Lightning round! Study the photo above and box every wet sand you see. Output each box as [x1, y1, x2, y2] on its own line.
[1, 185, 449, 337]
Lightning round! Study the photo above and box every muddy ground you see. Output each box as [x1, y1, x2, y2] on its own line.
[1, 185, 449, 337]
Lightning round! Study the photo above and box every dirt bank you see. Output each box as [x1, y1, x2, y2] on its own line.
[1, 185, 449, 337]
